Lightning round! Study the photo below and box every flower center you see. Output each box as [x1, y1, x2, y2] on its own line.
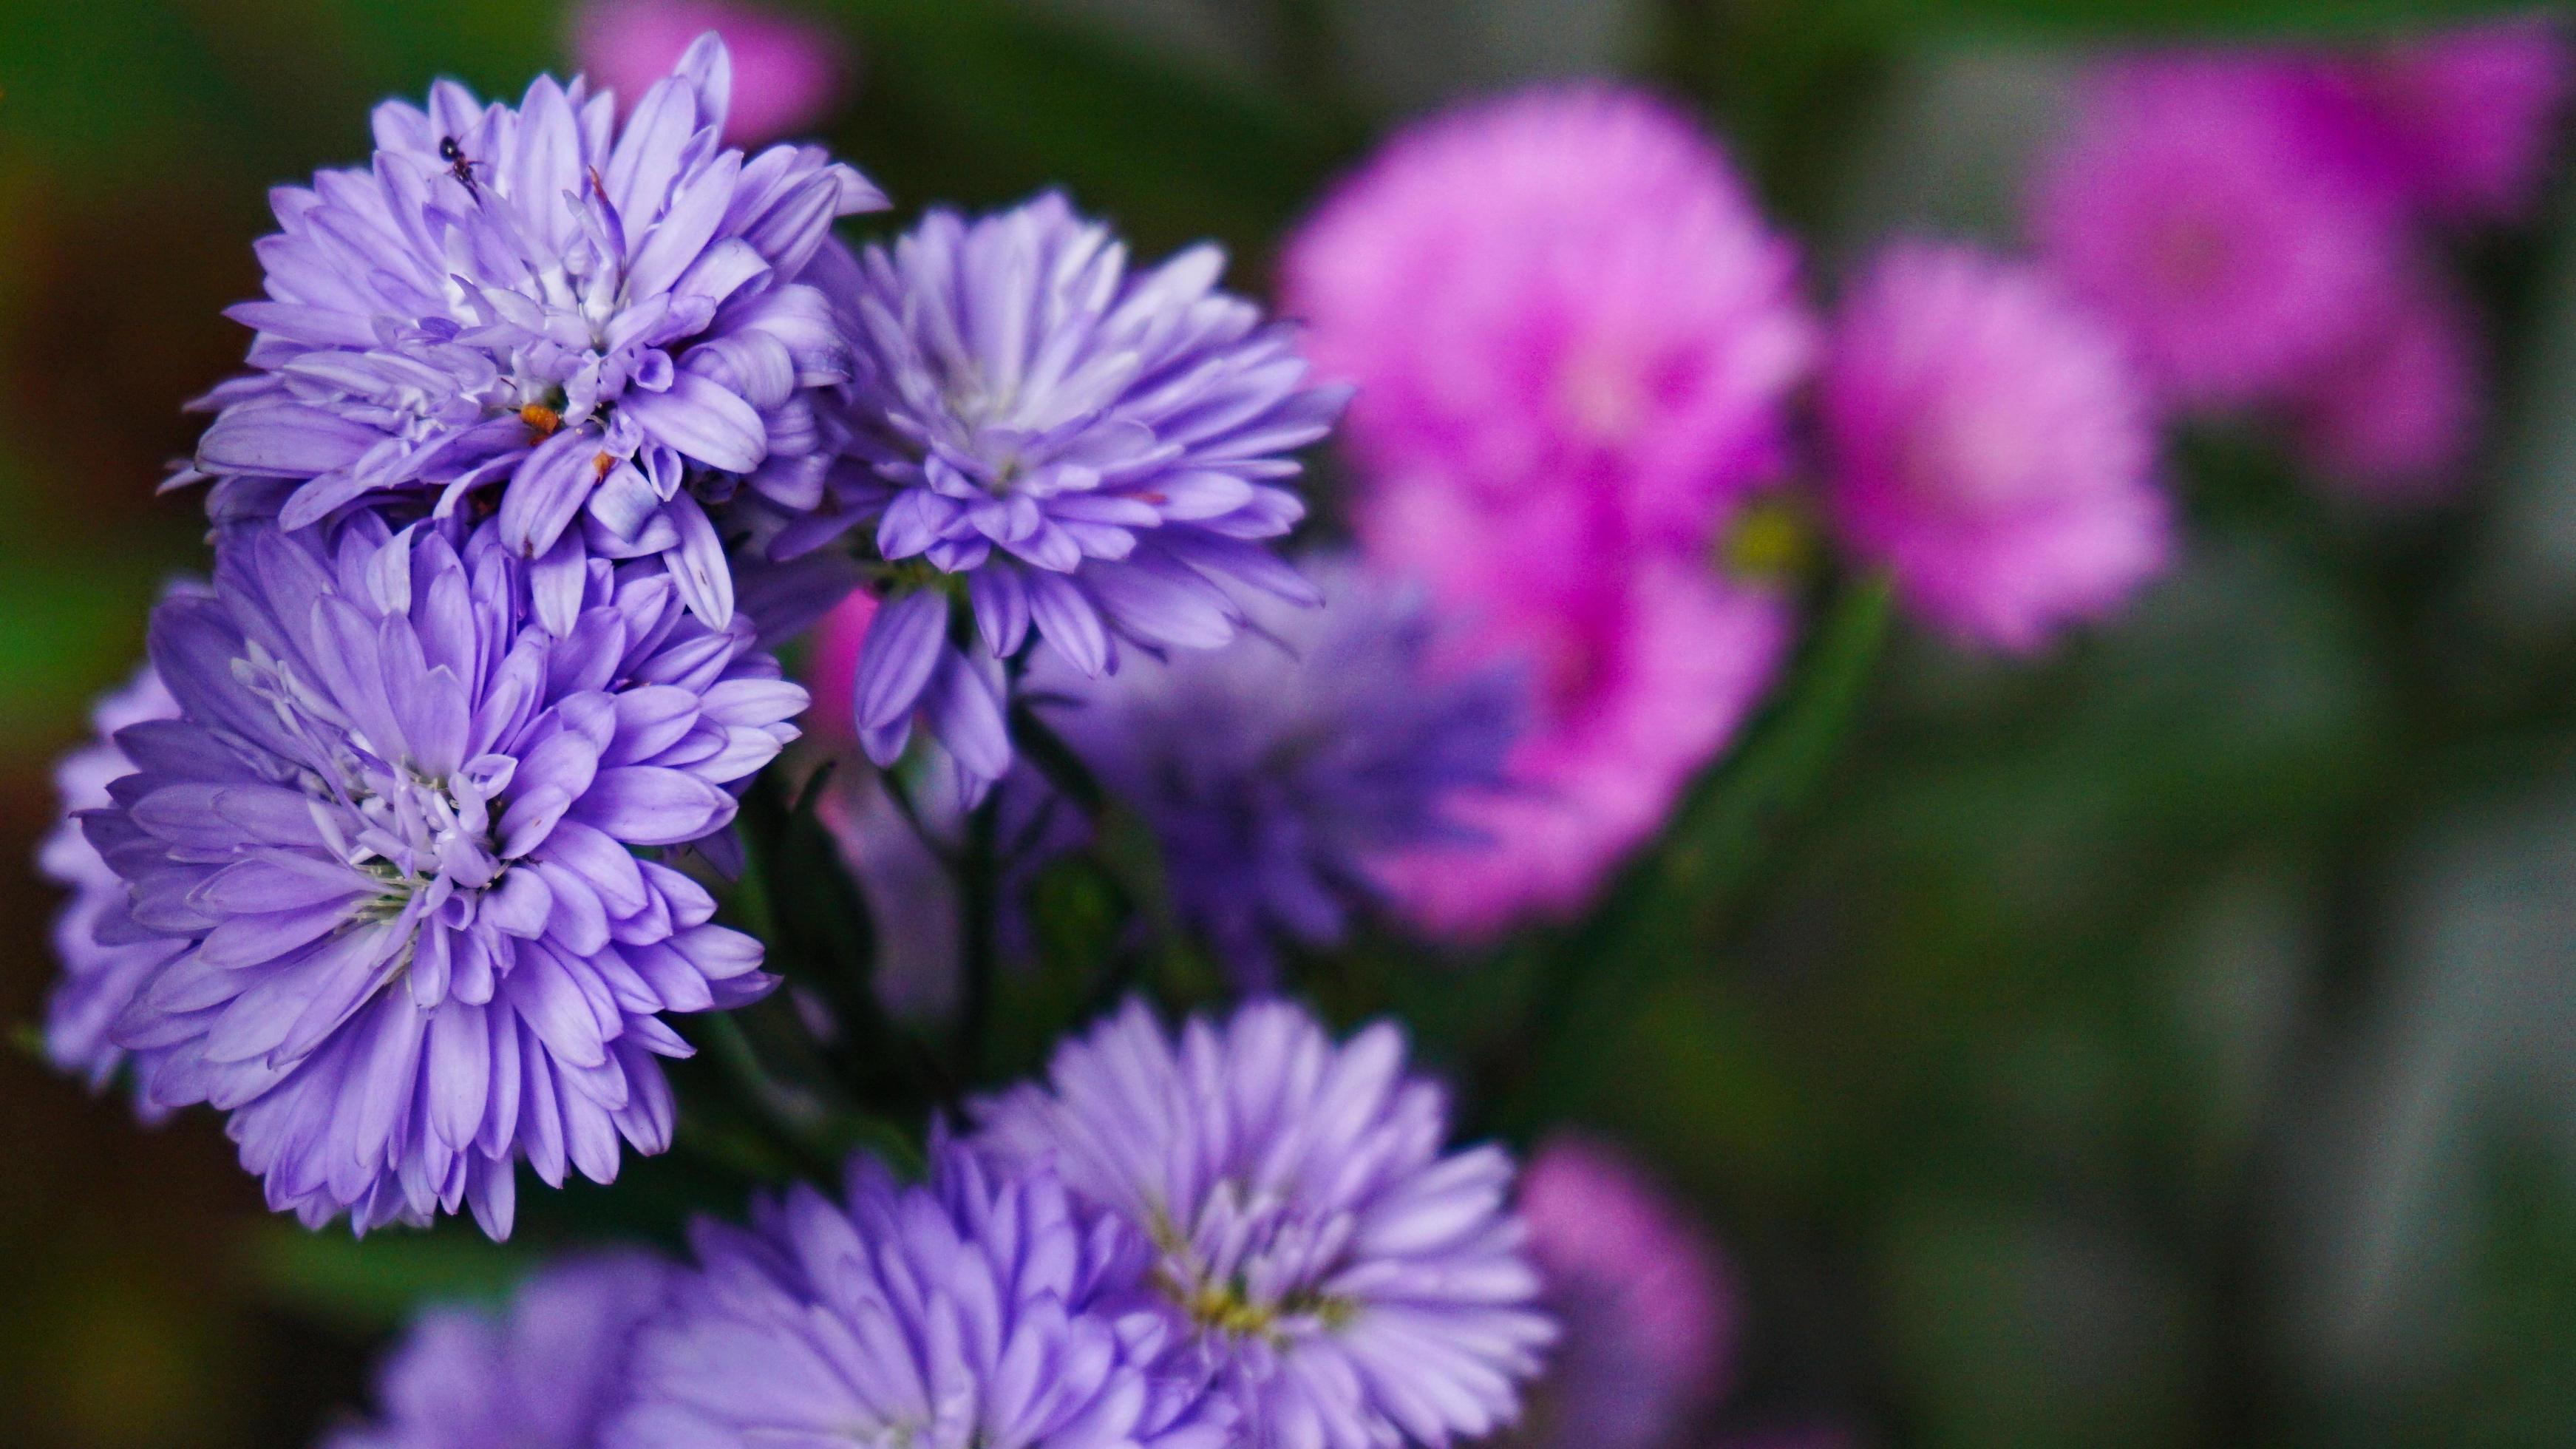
[1555, 345, 1652, 447]
[1146, 1208, 1359, 1346]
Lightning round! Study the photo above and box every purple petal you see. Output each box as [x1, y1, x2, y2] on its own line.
[571, 767, 735, 846]
[499, 427, 608, 561]
[620, 372, 767, 474]
[922, 648, 1011, 787]
[659, 490, 735, 629]
[853, 589, 948, 733]
[1025, 570, 1110, 676]
[197, 404, 384, 478]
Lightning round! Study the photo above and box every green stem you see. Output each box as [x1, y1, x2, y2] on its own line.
[1503, 577, 1893, 1127]
[955, 789, 1001, 1082]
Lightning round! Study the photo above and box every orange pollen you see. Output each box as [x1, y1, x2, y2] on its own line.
[593, 452, 616, 479]
[520, 403, 563, 439]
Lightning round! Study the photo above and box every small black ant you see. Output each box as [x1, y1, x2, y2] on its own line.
[438, 136, 484, 199]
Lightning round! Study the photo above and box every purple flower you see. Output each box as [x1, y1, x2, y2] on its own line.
[1283, 86, 1815, 554]
[1822, 241, 2170, 652]
[795, 192, 1345, 801]
[2299, 17, 2574, 228]
[322, 1249, 673, 1449]
[2288, 271, 2485, 505]
[183, 35, 886, 634]
[605, 1142, 1231, 1448]
[973, 999, 1554, 1449]
[39, 661, 186, 1113]
[2030, 56, 2402, 410]
[572, 0, 852, 147]
[1024, 554, 1522, 983]
[1503, 1136, 1737, 1449]
[86, 515, 803, 1236]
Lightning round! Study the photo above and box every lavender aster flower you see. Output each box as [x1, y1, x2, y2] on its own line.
[1025, 554, 1521, 983]
[973, 999, 1554, 1449]
[40, 661, 186, 1113]
[322, 1250, 673, 1449]
[185, 34, 885, 633]
[606, 1142, 1230, 1448]
[802, 192, 1346, 800]
[88, 515, 803, 1236]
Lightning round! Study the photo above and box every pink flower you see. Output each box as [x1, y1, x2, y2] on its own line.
[1285, 86, 1815, 552]
[571, 0, 848, 146]
[2288, 275, 2484, 505]
[2031, 57, 2402, 410]
[1370, 506, 1790, 937]
[796, 586, 877, 747]
[2306, 16, 2573, 227]
[1503, 1135, 1739, 1449]
[1823, 242, 2170, 652]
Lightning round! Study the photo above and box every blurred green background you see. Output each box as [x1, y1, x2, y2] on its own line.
[6, 1, 2576, 1445]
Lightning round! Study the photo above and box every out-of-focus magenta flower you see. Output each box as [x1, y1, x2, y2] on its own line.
[2289, 276, 2484, 504]
[796, 586, 877, 747]
[2031, 58, 2402, 410]
[2302, 16, 2573, 227]
[1285, 86, 1815, 552]
[1823, 242, 2169, 653]
[1505, 1135, 1737, 1449]
[571, 0, 849, 146]
[1370, 503, 1790, 937]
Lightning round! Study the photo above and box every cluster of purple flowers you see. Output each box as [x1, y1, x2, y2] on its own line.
[2031, 18, 2572, 503]
[42, 27, 1344, 1238]
[40, 15, 2567, 1447]
[323, 999, 1550, 1449]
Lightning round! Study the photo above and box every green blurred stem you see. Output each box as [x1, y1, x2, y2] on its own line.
[956, 790, 1002, 1082]
[1505, 577, 1893, 1125]
[1010, 699, 1109, 817]
[1639, 575, 1893, 932]
[1010, 699, 1213, 1008]
[697, 1010, 922, 1178]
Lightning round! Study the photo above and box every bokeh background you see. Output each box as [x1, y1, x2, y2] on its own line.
[7, 1, 2576, 1445]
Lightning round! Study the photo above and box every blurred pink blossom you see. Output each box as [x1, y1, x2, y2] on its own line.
[1823, 242, 2170, 652]
[2289, 276, 2484, 504]
[2030, 57, 2403, 410]
[572, 0, 849, 146]
[1503, 1134, 1739, 1449]
[1370, 520, 1790, 939]
[799, 586, 877, 747]
[2300, 16, 2573, 227]
[1285, 86, 1815, 554]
